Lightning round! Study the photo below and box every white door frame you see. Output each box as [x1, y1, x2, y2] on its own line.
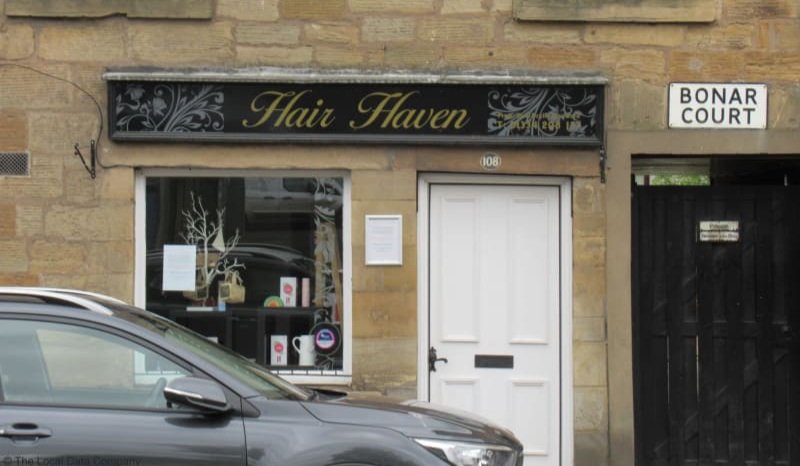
[417, 173, 573, 466]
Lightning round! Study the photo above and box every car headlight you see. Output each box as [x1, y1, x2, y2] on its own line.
[414, 438, 518, 466]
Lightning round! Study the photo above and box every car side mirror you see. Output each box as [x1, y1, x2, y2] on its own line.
[164, 376, 231, 413]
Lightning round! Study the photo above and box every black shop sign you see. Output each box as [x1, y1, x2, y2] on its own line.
[108, 80, 604, 146]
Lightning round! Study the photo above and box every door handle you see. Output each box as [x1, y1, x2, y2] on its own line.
[428, 346, 448, 372]
[0, 423, 53, 440]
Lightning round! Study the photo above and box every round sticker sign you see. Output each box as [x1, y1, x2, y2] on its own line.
[315, 328, 337, 351]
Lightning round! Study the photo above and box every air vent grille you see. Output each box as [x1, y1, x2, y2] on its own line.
[0, 152, 30, 176]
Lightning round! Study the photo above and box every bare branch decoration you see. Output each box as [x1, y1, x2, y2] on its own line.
[181, 192, 244, 299]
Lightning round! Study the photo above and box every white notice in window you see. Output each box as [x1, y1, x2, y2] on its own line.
[162, 244, 197, 291]
[365, 215, 403, 266]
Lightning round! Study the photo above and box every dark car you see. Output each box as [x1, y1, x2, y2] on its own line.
[0, 288, 523, 466]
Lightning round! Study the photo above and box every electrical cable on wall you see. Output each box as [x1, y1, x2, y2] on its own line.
[1, 63, 230, 178]
[0, 62, 130, 177]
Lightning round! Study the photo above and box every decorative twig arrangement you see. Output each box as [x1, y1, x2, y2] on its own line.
[181, 192, 244, 299]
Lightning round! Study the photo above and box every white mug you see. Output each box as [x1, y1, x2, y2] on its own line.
[292, 334, 316, 367]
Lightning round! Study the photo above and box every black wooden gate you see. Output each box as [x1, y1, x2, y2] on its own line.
[633, 186, 800, 466]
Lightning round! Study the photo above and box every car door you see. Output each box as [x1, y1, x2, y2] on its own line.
[0, 317, 246, 466]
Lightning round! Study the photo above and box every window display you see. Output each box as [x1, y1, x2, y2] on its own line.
[145, 175, 345, 373]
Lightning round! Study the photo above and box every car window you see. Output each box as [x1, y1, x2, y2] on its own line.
[106, 307, 311, 401]
[0, 319, 190, 409]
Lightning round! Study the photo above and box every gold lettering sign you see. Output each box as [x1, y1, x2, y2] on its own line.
[349, 91, 470, 131]
[242, 90, 335, 129]
[111, 80, 604, 146]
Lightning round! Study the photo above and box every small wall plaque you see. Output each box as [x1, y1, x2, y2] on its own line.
[698, 220, 740, 242]
[699, 231, 740, 242]
[699, 221, 739, 232]
[669, 83, 767, 129]
[365, 215, 403, 266]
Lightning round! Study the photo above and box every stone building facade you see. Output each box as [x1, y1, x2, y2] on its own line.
[1, 1, 799, 466]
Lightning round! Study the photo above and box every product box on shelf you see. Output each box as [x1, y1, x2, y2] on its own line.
[280, 277, 297, 307]
[270, 334, 288, 366]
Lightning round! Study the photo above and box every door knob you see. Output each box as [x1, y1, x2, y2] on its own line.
[428, 346, 448, 372]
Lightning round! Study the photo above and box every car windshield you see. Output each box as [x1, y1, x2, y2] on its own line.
[106, 302, 311, 401]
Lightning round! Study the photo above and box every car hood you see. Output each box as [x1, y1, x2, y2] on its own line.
[300, 391, 521, 447]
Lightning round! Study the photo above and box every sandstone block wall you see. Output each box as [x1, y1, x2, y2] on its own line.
[0, 1, 797, 464]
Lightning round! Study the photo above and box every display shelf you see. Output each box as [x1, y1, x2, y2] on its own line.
[265, 365, 318, 371]
[162, 307, 317, 320]
[149, 303, 319, 366]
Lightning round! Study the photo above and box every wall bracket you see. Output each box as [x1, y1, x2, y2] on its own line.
[73, 140, 96, 179]
[600, 146, 607, 184]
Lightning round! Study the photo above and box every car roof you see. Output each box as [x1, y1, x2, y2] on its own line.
[0, 287, 126, 317]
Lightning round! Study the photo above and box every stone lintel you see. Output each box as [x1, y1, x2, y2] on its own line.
[5, 0, 213, 19]
[513, 0, 716, 23]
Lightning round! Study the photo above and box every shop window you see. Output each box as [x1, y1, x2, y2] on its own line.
[143, 175, 347, 376]
[513, 0, 715, 23]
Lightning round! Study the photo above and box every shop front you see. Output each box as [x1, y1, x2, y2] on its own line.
[102, 68, 606, 466]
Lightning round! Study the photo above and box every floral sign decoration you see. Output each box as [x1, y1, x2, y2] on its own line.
[115, 83, 224, 133]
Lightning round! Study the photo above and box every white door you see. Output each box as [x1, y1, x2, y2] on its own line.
[425, 181, 565, 466]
